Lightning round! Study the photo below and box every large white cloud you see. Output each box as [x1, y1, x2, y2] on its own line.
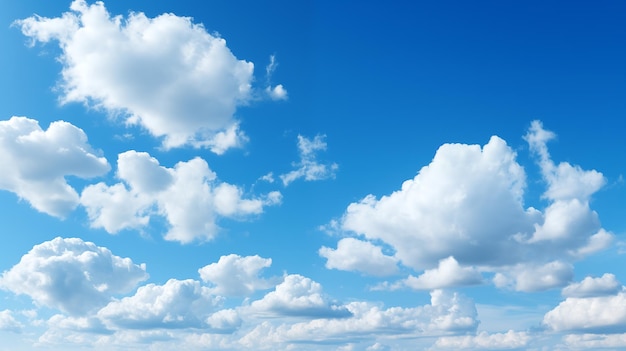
[338, 121, 611, 291]
[249, 274, 351, 318]
[544, 291, 626, 332]
[15, 0, 283, 151]
[80, 151, 281, 243]
[0, 116, 110, 217]
[280, 134, 338, 186]
[198, 254, 275, 296]
[98, 279, 222, 329]
[431, 330, 530, 350]
[319, 238, 398, 277]
[0, 237, 148, 316]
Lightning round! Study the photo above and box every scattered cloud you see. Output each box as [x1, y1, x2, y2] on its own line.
[562, 273, 621, 298]
[544, 290, 626, 332]
[338, 121, 611, 291]
[0, 237, 148, 316]
[265, 55, 288, 101]
[199, 254, 276, 296]
[80, 151, 281, 243]
[0, 310, 22, 333]
[15, 0, 284, 151]
[0, 116, 110, 217]
[319, 238, 398, 276]
[563, 333, 626, 349]
[280, 134, 338, 186]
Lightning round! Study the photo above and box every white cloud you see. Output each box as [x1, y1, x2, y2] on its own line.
[564, 333, 626, 349]
[493, 261, 573, 292]
[249, 274, 351, 318]
[240, 289, 477, 348]
[378, 256, 482, 290]
[81, 151, 281, 243]
[319, 238, 398, 276]
[432, 330, 530, 350]
[15, 0, 280, 151]
[562, 274, 621, 298]
[0, 310, 22, 333]
[98, 279, 222, 329]
[0, 116, 110, 217]
[280, 134, 338, 186]
[544, 291, 626, 332]
[339, 121, 611, 291]
[198, 254, 275, 296]
[0, 237, 147, 316]
[265, 55, 288, 101]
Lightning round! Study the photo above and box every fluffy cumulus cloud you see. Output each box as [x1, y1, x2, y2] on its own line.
[80, 151, 281, 243]
[15, 0, 286, 151]
[377, 256, 483, 291]
[0, 116, 109, 217]
[249, 274, 351, 318]
[338, 121, 611, 291]
[198, 254, 275, 296]
[240, 289, 477, 348]
[98, 279, 222, 329]
[432, 330, 530, 350]
[280, 134, 338, 186]
[562, 273, 621, 298]
[0, 237, 147, 316]
[319, 238, 398, 276]
[544, 291, 626, 332]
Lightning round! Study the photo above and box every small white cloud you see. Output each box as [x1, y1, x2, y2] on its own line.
[319, 238, 398, 276]
[280, 134, 338, 186]
[0, 237, 148, 316]
[432, 330, 530, 350]
[562, 273, 621, 298]
[249, 274, 350, 318]
[0, 116, 110, 217]
[98, 279, 222, 329]
[80, 151, 281, 243]
[377, 256, 482, 291]
[16, 1, 265, 151]
[198, 254, 275, 296]
[0, 310, 22, 333]
[544, 291, 626, 332]
[205, 309, 242, 333]
[265, 55, 287, 101]
[564, 333, 626, 349]
[493, 261, 573, 292]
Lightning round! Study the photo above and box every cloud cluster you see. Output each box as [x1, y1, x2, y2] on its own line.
[0, 237, 148, 316]
[280, 134, 338, 186]
[0, 116, 109, 217]
[432, 330, 530, 350]
[332, 121, 611, 292]
[80, 151, 281, 243]
[199, 254, 275, 296]
[15, 0, 278, 151]
[319, 238, 398, 276]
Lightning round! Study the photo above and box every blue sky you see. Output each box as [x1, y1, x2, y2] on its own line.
[0, 1, 625, 350]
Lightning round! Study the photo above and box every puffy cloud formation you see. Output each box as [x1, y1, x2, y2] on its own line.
[0, 116, 109, 217]
[15, 0, 278, 151]
[338, 121, 610, 291]
[432, 330, 530, 350]
[198, 254, 275, 296]
[544, 291, 626, 332]
[280, 134, 338, 186]
[319, 238, 398, 276]
[377, 256, 482, 291]
[0, 310, 22, 333]
[241, 289, 477, 348]
[80, 151, 281, 243]
[98, 279, 222, 329]
[562, 273, 621, 298]
[249, 274, 351, 318]
[0, 237, 147, 316]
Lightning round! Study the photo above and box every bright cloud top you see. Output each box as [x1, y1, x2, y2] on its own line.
[15, 0, 282, 151]
[0, 237, 148, 316]
[319, 238, 398, 277]
[80, 151, 282, 243]
[336, 121, 611, 292]
[198, 254, 276, 296]
[0, 116, 109, 218]
[280, 134, 338, 186]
